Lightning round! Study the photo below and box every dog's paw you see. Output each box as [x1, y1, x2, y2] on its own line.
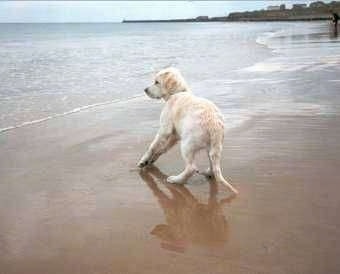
[199, 168, 214, 179]
[137, 159, 149, 168]
[167, 175, 184, 184]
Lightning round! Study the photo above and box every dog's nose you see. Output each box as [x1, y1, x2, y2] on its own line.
[144, 88, 148, 93]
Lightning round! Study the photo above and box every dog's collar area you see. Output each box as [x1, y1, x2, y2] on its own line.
[164, 89, 189, 101]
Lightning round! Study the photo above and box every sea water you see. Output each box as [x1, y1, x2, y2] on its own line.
[0, 22, 339, 132]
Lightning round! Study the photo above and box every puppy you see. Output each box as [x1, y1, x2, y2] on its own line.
[137, 67, 238, 194]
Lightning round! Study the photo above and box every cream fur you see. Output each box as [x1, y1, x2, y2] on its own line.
[138, 67, 238, 194]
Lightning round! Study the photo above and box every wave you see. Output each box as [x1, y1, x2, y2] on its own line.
[0, 94, 143, 134]
[255, 30, 277, 47]
[255, 26, 287, 49]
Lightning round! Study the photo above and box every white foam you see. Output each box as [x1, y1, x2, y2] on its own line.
[0, 95, 143, 134]
[244, 57, 340, 73]
[244, 61, 310, 73]
[251, 24, 340, 74]
[256, 31, 278, 47]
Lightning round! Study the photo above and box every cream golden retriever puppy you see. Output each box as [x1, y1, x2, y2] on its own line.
[137, 67, 238, 194]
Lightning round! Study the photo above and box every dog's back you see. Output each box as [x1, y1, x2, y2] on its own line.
[167, 92, 224, 144]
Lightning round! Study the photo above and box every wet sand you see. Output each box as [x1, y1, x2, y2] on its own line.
[1, 97, 340, 274]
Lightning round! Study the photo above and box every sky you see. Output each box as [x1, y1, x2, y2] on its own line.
[0, 1, 315, 23]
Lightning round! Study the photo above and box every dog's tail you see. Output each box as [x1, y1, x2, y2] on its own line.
[208, 125, 238, 195]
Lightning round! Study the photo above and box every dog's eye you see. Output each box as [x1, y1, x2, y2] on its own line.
[155, 80, 159, 85]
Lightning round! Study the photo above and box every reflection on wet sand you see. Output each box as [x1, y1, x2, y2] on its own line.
[139, 165, 235, 253]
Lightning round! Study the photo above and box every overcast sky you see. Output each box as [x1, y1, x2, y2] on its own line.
[0, 1, 314, 23]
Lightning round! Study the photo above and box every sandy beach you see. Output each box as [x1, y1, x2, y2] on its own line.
[1, 20, 340, 274]
[1, 94, 340, 274]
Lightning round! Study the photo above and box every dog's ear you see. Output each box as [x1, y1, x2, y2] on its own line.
[163, 72, 178, 92]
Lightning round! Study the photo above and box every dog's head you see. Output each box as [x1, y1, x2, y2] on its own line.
[144, 67, 189, 100]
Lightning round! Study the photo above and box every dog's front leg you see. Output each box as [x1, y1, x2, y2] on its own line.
[137, 132, 171, 168]
[149, 134, 178, 164]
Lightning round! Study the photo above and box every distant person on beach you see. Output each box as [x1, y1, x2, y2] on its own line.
[331, 11, 339, 34]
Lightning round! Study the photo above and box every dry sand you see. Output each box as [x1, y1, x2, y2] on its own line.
[1, 97, 340, 274]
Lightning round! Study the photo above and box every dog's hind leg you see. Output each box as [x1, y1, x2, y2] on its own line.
[208, 141, 238, 195]
[198, 151, 214, 179]
[167, 139, 198, 184]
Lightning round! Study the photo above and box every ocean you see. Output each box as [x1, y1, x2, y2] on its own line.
[0, 22, 339, 133]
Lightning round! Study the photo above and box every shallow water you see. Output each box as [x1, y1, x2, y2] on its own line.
[0, 22, 339, 133]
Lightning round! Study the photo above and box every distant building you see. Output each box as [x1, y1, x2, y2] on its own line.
[292, 3, 308, 9]
[196, 16, 209, 21]
[309, 1, 327, 8]
[330, 1, 339, 6]
[280, 4, 286, 10]
[267, 5, 280, 11]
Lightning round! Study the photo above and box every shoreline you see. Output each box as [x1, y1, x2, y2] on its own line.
[0, 95, 144, 134]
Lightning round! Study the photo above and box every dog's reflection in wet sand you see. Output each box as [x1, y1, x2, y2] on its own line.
[139, 165, 235, 253]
